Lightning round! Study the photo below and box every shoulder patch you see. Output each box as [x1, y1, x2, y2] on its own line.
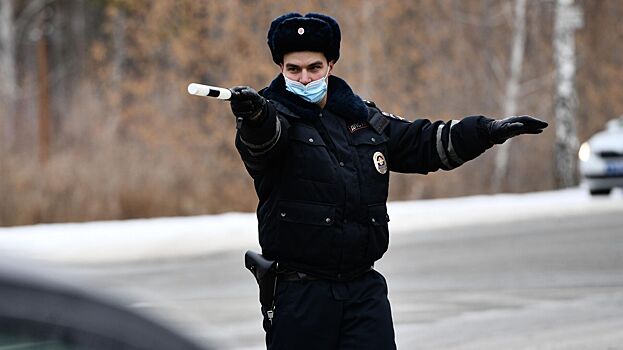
[368, 108, 390, 134]
[365, 101, 410, 133]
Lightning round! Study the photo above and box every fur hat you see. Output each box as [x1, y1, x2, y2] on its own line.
[267, 12, 341, 64]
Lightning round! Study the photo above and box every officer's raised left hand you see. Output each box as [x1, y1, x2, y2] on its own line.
[487, 116, 548, 144]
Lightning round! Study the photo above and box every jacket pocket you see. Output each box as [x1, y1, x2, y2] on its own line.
[278, 200, 336, 226]
[289, 124, 328, 147]
[351, 130, 390, 201]
[286, 124, 337, 183]
[351, 130, 389, 147]
[368, 203, 390, 226]
[277, 201, 337, 264]
[366, 203, 390, 261]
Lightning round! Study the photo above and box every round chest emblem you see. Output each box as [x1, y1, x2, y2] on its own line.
[373, 152, 387, 174]
[298, 27, 305, 35]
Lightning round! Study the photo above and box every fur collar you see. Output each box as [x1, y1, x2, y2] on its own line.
[261, 74, 368, 122]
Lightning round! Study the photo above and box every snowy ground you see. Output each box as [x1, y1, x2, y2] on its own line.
[2, 187, 623, 350]
[0, 187, 621, 264]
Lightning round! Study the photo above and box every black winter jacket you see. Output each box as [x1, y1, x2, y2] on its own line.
[236, 74, 494, 280]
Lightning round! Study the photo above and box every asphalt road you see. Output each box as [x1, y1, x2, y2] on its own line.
[66, 209, 623, 350]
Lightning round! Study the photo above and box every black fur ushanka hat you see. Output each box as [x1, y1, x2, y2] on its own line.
[267, 13, 341, 64]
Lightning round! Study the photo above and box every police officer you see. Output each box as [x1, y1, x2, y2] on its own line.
[230, 12, 547, 350]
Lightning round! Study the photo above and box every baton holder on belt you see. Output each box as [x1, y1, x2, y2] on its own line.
[244, 250, 278, 322]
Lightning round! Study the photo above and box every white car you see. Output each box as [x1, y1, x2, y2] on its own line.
[578, 117, 623, 195]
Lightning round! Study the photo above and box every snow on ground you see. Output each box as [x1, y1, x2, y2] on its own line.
[0, 187, 620, 264]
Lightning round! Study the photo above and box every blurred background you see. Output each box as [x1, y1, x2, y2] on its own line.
[0, 0, 622, 227]
[2, 2, 623, 349]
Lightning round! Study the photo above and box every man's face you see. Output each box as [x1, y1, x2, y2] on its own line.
[281, 51, 333, 85]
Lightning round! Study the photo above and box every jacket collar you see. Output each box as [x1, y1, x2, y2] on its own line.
[260, 74, 368, 122]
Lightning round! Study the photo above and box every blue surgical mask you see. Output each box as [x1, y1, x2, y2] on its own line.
[283, 68, 330, 104]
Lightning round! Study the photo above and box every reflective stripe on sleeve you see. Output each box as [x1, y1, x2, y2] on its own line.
[446, 120, 465, 166]
[435, 123, 452, 169]
[239, 117, 282, 156]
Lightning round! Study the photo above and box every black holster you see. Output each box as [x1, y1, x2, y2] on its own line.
[244, 250, 277, 313]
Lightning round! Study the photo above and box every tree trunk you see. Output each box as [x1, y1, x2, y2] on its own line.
[553, 0, 582, 188]
[108, 7, 126, 135]
[0, 0, 16, 149]
[37, 19, 50, 164]
[0, 0, 16, 225]
[359, 0, 374, 98]
[491, 0, 526, 192]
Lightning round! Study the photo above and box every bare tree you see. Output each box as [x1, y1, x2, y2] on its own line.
[0, 0, 16, 224]
[109, 6, 126, 136]
[553, 0, 582, 188]
[37, 11, 51, 164]
[0, 0, 17, 148]
[491, 0, 526, 192]
[358, 0, 374, 98]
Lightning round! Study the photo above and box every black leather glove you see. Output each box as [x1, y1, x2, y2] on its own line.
[487, 116, 548, 144]
[229, 86, 267, 123]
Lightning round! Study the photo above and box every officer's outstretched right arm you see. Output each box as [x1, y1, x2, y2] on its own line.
[230, 86, 287, 176]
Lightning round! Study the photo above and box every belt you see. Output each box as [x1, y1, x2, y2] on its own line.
[279, 271, 320, 282]
[278, 265, 374, 282]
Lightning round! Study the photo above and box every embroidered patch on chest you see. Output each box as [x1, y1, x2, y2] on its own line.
[348, 122, 368, 133]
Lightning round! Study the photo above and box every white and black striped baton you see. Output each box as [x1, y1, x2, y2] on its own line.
[187, 83, 232, 100]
